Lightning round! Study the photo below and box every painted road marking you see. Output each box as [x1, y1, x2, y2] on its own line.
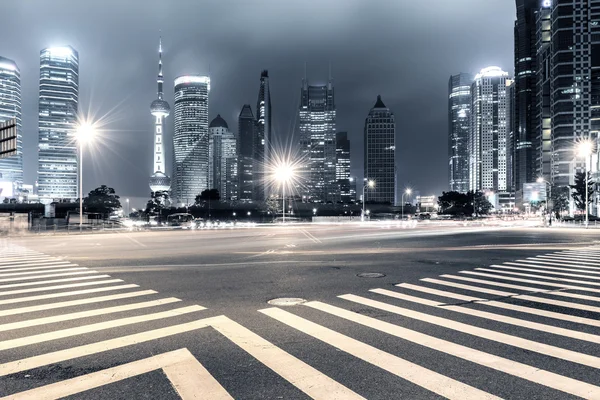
[0, 305, 205, 351]
[418, 278, 600, 314]
[0, 316, 220, 377]
[0, 267, 88, 278]
[0, 297, 182, 332]
[397, 283, 600, 329]
[260, 307, 500, 400]
[0, 348, 233, 400]
[307, 299, 600, 400]
[0, 271, 99, 283]
[505, 261, 600, 274]
[211, 315, 364, 399]
[0, 290, 157, 317]
[471, 268, 600, 287]
[0, 275, 111, 289]
[343, 291, 600, 369]
[371, 288, 600, 345]
[487, 264, 600, 281]
[0, 279, 123, 297]
[431, 275, 600, 303]
[0, 284, 139, 306]
[0, 265, 83, 274]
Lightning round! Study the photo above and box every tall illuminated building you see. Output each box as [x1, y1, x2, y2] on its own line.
[209, 115, 238, 201]
[255, 70, 271, 200]
[0, 56, 22, 195]
[149, 38, 171, 193]
[298, 72, 337, 202]
[336, 132, 353, 202]
[448, 73, 471, 193]
[364, 95, 396, 204]
[237, 104, 255, 201]
[469, 67, 510, 192]
[534, 0, 600, 189]
[172, 75, 210, 205]
[37, 46, 79, 201]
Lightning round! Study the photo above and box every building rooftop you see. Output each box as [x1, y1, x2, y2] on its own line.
[209, 114, 229, 129]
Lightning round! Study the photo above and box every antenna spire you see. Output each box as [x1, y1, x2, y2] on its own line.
[157, 35, 164, 100]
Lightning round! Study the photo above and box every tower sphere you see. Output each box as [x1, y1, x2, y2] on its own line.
[151, 99, 170, 117]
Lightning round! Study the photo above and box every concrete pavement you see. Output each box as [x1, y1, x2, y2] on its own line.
[2, 225, 600, 398]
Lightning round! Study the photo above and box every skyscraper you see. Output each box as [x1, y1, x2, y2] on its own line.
[534, 0, 600, 189]
[37, 46, 79, 201]
[298, 73, 337, 202]
[255, 70, 271, 200]
[364, 95, 396, 204]
[448, 73, 472, 193]
[209, 115, 238, 201]
[149, 37, 171, 193]
[336, 132, 353, 202]
[469, 67, 510, 192]
[513, 0, 539, 192]
[0, 56, 22, 193]
[237, 104, 255, 201]
[172, 75, 210, 205]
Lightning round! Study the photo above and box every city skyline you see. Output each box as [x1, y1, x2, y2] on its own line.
[0, 1, 514, 202]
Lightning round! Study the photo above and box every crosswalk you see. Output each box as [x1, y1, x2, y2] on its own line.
[2, 243, 600, 398]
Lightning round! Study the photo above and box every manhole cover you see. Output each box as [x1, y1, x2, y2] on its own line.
[357, 272, 386, 278]
[268, 297, 307, 306]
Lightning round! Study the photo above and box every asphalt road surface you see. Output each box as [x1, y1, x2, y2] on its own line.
[2, 223, 600, 399]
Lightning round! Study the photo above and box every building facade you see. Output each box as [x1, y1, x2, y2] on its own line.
[149, 38, 171, 193]
[0, 57, 22, 193]
[172, 75, 210, 205]
[364, 95, 396, 204]
[513, 0, 539, 192]
[37, 46, 79, 201]
[208, 115, 238, 201]
[535, 0, 600, 189]
[255, 70, 271, 200]
[335, 132, 353, 202]
[298, 75, 337, 202]
[237, 104, 256, 201]
[448, 73, 472, 193]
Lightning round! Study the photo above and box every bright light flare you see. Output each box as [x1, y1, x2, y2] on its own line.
[536, 177, 544, 183]
[76, 121, 97, 143]
[274, 164, 295, 183]
[577, 140, 594, 158]
[405, 188, 412, 195]
[367, 180, 375, 188]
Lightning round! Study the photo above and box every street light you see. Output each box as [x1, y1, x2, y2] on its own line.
[401, 188, 412, 220]
[537, 177, 552, 225]
[126, 198, 129, 218]
[274, 163, 295, 224]
[362, 179, 375, 221]
[577, 140, 594, 227]
[75, 122, 96, 233]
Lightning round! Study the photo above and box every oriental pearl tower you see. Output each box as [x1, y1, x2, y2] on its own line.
[149, 37, 171, 193]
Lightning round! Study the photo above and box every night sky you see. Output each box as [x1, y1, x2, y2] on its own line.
[1, 0, 514, 206]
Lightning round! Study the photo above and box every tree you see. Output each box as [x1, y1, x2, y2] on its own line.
[437, 191, 492, 216]
[551, 186, 570, 219]
[569, 171, 595, 211]
[83, 185, 121, 218]
[195, 189, 220, 205]
[145, 191, 169, 216]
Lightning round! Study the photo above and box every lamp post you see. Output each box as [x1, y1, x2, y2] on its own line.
[537, 177, 552, 225]
[577, 140, 594, 227]
[126, 198, 129, 218]
[401, 188, 412, 220]
[362, 179, 375, 221]
[275, 163, 294, 224]
[76, 122, 95, 233]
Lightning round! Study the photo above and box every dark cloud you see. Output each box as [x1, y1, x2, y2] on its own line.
[1, 0, 513, 204]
